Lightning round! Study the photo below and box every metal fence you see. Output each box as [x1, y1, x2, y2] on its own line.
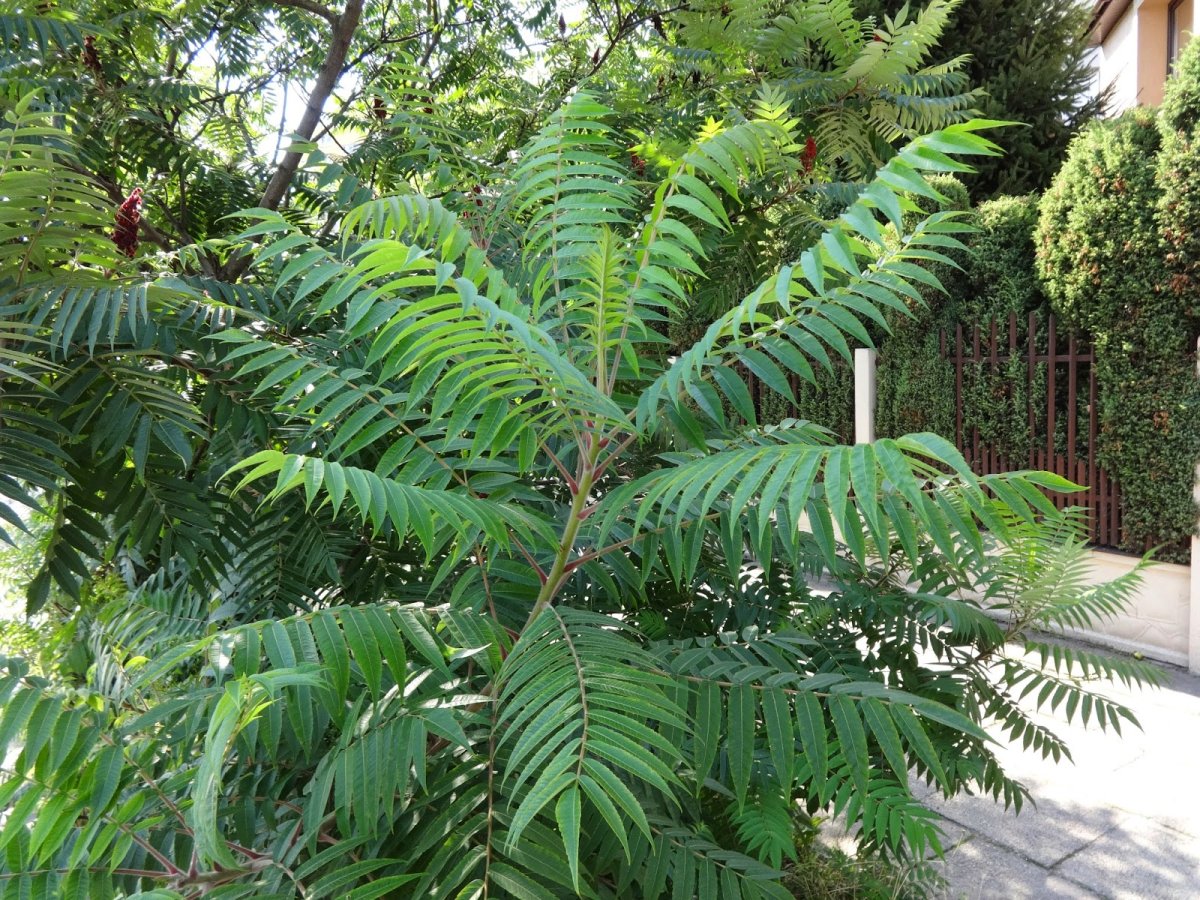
[940, 311, 1122, 548]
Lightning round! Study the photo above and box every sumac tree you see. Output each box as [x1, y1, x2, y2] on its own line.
[0, 4, 1158, 899]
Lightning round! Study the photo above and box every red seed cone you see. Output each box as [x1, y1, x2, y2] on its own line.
[802, 136, 818, 174]
[82, 35, 101, 78]
[112, 188, 143, 258]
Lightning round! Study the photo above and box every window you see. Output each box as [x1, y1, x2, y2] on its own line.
[1169, 0, 1194, 73]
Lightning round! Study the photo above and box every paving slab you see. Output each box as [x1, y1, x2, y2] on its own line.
[933, 833, 1100, 900]
[1099, 757, 1200, 839]
[814, 645, 1200, 898]
[928, 654, 1200, 899]
[1054, 815, 1200, 900]
[923, 790, 1114, 868]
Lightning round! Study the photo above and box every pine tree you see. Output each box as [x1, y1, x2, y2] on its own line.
[857, 0, 1104, 198]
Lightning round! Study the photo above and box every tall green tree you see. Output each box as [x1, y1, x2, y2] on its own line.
[857, 0, 1104, 198]
[0, 82, 1157, 899]
[0, 1, 1159, 897]
[0, 0, 983, 606]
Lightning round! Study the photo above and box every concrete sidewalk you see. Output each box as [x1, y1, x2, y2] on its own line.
[922, 661, 1200, 899]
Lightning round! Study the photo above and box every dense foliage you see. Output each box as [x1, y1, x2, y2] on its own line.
[877, 190, 1051, 464]
[0, 1, 1161, 897]
[784, 182, 1050, 465]
[1159, 35, 1200, 327]
[856, 0, 1104, 198]
[1037, 86, 1200, 561]
[660, 0, 982, 356]
[789, 59, 1200, 563]
[871, 174, 966, 443]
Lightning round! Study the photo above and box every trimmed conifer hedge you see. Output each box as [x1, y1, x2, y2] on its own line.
[1036, 41, 1200, 561]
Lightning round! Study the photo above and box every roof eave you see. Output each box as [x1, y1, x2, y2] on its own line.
[1090, 0, 1136, 45]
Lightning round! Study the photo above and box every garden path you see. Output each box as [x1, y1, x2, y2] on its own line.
[922, 652, 1200, 899]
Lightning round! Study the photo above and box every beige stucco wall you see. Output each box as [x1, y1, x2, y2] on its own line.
[1062, 549, 1192, 667]
[1191, 462, 1200, 673]
[1138, 0, 1171, 106]
[1097, 0, 1199, 112]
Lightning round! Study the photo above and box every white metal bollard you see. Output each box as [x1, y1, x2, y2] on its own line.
[854, 348, 877, 446]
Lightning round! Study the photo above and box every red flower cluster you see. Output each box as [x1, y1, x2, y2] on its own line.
[802, 135, 818, 174]
[112, 188, 143, 258]
[82, 35, 101, 78]
[372, 96, 387, 121]
[630, 151, 646, 177]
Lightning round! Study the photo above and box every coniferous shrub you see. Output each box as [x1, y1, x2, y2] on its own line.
[1038, 107, 1199, 561]
[966, 195, 1046, 323]
[1152, 38, 1200, 559]
[1036, 110, 1164, 337]
[1159, 38, 1200, 327]
[856, 0, 1104, 199]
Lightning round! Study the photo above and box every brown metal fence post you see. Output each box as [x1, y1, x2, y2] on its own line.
[955, 324, 964, 452]
[1027, 312, 1037, 470]
[1046, 314, 1057, 469]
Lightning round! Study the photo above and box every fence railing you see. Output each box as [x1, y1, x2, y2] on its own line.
[741, 311, 1127, 549]
[939, 311, 1122, 549]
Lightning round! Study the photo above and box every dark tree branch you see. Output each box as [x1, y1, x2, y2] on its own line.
[265, 0, 338, 25]
[587, 3, 686, 76]
[258, 0, 363, 212]
[345, 15, 490, 71]
[219, 0, 363, 281]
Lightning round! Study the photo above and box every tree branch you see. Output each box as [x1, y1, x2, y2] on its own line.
[265, 0, 338, 25]
[219, 0, 363, 281]
[258, 0, 362, 212]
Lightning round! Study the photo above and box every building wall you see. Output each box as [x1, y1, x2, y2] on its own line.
[1137, 0, 1170, 106]
[1101, 4, 1140, 113]
[1096, 0, 1198, 113]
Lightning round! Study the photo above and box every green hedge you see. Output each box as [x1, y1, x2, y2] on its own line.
[776, 178, 1054, 455]
[743, 77, 1200, 561]
[1148, 38, 1200, 560]
[1036, 50, 1200, 561]
[876, 186, 1051, 466]
[1160, 36, 1200, 327]
[874, 175, 968, 442]
[966, 195, 1048, 323]
[1035, 109, 1165, 339]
